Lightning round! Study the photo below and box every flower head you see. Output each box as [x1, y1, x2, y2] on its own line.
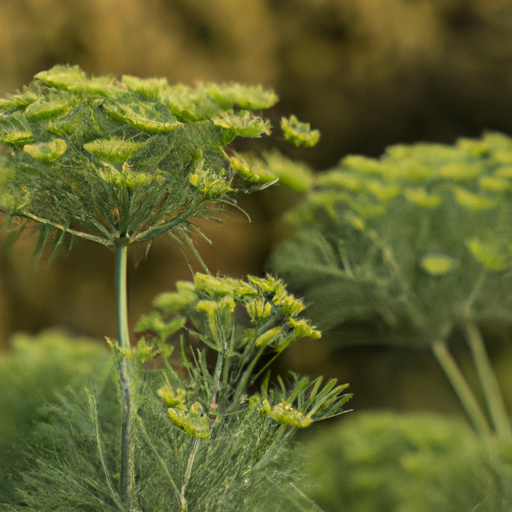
[0, 65, 279, 253]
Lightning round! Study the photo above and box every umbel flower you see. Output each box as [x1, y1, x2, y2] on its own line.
[136, 273, 350, 439]
[0, 65, 280, 256]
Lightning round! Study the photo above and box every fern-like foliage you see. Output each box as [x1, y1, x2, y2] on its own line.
[0, 330, 110, 505]
[269, 133, 512, 346]
[6, 274, 351, 511]
[9, 374, 304, 512]
[0, 65, 280, 256]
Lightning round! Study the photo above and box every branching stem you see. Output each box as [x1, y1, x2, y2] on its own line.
[432, 339, 491, 437]
[232, 346, 265, 407]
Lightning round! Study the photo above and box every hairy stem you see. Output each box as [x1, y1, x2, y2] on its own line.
[116, 242, 135, 510]
[432, 340, 491, 437]
[463, 319, 512, 440]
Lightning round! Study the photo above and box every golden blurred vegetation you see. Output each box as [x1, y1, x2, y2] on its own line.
[2, 0, 512, 411]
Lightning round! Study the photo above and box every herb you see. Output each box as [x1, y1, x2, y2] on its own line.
[0, 66, 347, 511]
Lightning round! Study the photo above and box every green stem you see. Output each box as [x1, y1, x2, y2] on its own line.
[432, 340, 491, 437]
[231, 346, 265, 407]
[115, 242, 135, 510]
[180, 438, 201, 512]
[463, 319, 512, 440]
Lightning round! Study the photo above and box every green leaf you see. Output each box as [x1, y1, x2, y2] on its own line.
[229, 153, 277, 184]
[467, 238, 510, 271]
[122, 75, 169, 100]
[35, 65, 120, 96]
[206, 83, 278, 110]
[84, 137, 146, 163]
[453, 187, 496, 210]
[0, 112, 33, 147]
[25, 93, 77, 121]
[264, 150, 315, 193]
[212, 110, 270, 140]
[167, 405, 211, 438]
[102, 100, 182, 134]
[403, 187, 441, 208]
[440, 162, 484, 180]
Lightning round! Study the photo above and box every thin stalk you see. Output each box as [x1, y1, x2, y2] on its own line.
[231, 346, 265, 407]
[463, 319, 512, 440]
[432, 340, 491, 437]
[180, 438, 201, 512]
[134, 414, 180, 498]
[19, 211, 113, 246]
[115, 242, 136, 510]
[87, 392, 126, 512]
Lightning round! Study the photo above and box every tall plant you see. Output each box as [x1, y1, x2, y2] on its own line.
[269, 133, 512, 441]
[0, 66, 350, 511]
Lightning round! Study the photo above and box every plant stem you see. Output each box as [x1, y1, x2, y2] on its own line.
[432, 340, 491, 437]
[116, 242, 135, 510]
[231, 346, 265, 407]
[180, 438, 201, 512]
[463, 319, 512, 440]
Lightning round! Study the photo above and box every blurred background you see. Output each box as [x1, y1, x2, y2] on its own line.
[2, 0, 512, 415]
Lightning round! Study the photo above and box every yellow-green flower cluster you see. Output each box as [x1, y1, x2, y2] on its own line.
[260, 373, 352, 429]
[136, 272, 321, 354]
[281, 115, 320, 148]
[271, 132, 512, 274]
[157, 385, 210, 439]
[0, 65, 280, 250]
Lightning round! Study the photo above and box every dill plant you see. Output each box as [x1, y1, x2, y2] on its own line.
[267, 135, 512, 510]
[0, 65, 351, 511]
[269, 132, 512, 441]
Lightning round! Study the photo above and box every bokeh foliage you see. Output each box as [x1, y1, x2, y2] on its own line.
[270, 132, 512, 347]
[3, 0, 512, 351]
[302, 411, 512, 512]
[0, 330, 110, 503]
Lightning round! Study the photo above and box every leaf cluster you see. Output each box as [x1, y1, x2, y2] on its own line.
[269, 133, 512, 346]
[0, 65, 279, 256]
[8, 372, 311, 512]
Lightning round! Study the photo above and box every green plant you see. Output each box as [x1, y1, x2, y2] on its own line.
[0, 65, 350, 511]
[270, 133, 512, 442]
[0, 329, 110, 502]
[301, 411, 512, 512]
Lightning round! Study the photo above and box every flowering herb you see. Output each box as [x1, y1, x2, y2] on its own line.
[0, 65, 281, 255]
[0, 67, 341, 512]
[270, 132, 512, 442]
